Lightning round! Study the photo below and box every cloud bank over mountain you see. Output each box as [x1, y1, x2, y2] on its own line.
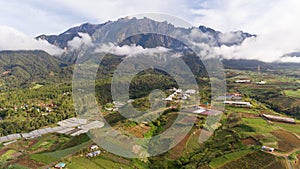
[0, 26, 63, 55]
[68, 32, 92, 50]
[96, 43, 170, 56]
[193, 0, 300, 62]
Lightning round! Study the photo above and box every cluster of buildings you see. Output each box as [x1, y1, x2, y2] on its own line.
[105, 101, 127, 112]
[234, 79, 267, 85]
[216, 93, 252, 108]
[163, 88, 196, 101]
[0, 103, 57, 114]
[50, 145, 102, 168]
[86, 145, 101, 158]
[0, 118, 105, 144]
[87, 150, 101, 158]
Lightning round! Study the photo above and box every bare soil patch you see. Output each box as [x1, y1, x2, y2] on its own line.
[126, 124, 151, 138]
[242, 137, 259, 146]
[238, 113, 259, 118]
[296, 154, 300, 168]
[0, 148, 9, 156]
[9, 156, 44, 169]
[271, 130, 300, 152]
[167, 132, 191, 160]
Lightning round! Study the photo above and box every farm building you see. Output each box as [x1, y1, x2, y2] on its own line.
[87, 150, 101, 158]
[256, 81, 266, 85]
[261, 146, 275, 153]
[262, 114, 295, 124]
[54, 162, 66, 168]
[216, 94, 242, 101]
[163, 88, 197, 101]
[185, 89, 197, 95]
[113, 101, 125, 108]
[163, 96, 173, 101]
[58, 118, 88, 127]
[0, 134, 21, 144]
[70, 129, 88, 136]
[235, 80, 251, 83]
[0, 118, 105, 144]
[193, 108, 206, 114]
[178, 93, 190, 100]
[176, 89, 183, 94]
[231, 93, 242, 97]
[90, 145, 99, 151]
[81, 120, 105, 131]
[183, 106, 222, 116]
[224, 101, 252, 107]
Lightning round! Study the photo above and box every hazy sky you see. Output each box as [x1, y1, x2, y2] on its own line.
[0, 0, 299, 62]
[0, 0, 283, 36]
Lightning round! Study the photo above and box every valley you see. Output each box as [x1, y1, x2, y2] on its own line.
[0, 61, 299, 168]
[0, 17, 299, 169]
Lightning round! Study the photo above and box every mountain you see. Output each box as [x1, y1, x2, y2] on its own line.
[0, 50, 62, 88]
[198, 25, 255, 46]
[36, 22, 109, 49]
[36, 17, 255, 63]
[2, 17, 296, 87]
[0, 18, 261, 89]
[33, 17, 299, 81]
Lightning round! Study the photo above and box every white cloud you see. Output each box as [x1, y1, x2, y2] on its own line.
[0, 25, 63, 55]
[217, 31, 244, 44]
[191, 0, 277, 32]
[278, 56, 300, 63]
[0, 0, 194, 36]
[95, 43, 170, 56]
[0, 0, 76, 36]
[68, 33, 92, 50]
[193, 0, 300, 62]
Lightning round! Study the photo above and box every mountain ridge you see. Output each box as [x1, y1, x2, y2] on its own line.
[36, 17, 255, 50]
[0, 50, 63, 88]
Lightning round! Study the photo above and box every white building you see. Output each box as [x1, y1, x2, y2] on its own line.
[262, 146, 275, 153]
[256, 81, 266, 85]
[235, 80, 251, 83]
[224, 101, 252, 107]
[90, 145, 99, 151]
[185, 89, 196, 95]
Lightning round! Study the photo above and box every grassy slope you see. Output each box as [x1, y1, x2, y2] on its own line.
[209, 149, 253, 168]
[30, 140, 90, 164]
[285, 89, 300, 98]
